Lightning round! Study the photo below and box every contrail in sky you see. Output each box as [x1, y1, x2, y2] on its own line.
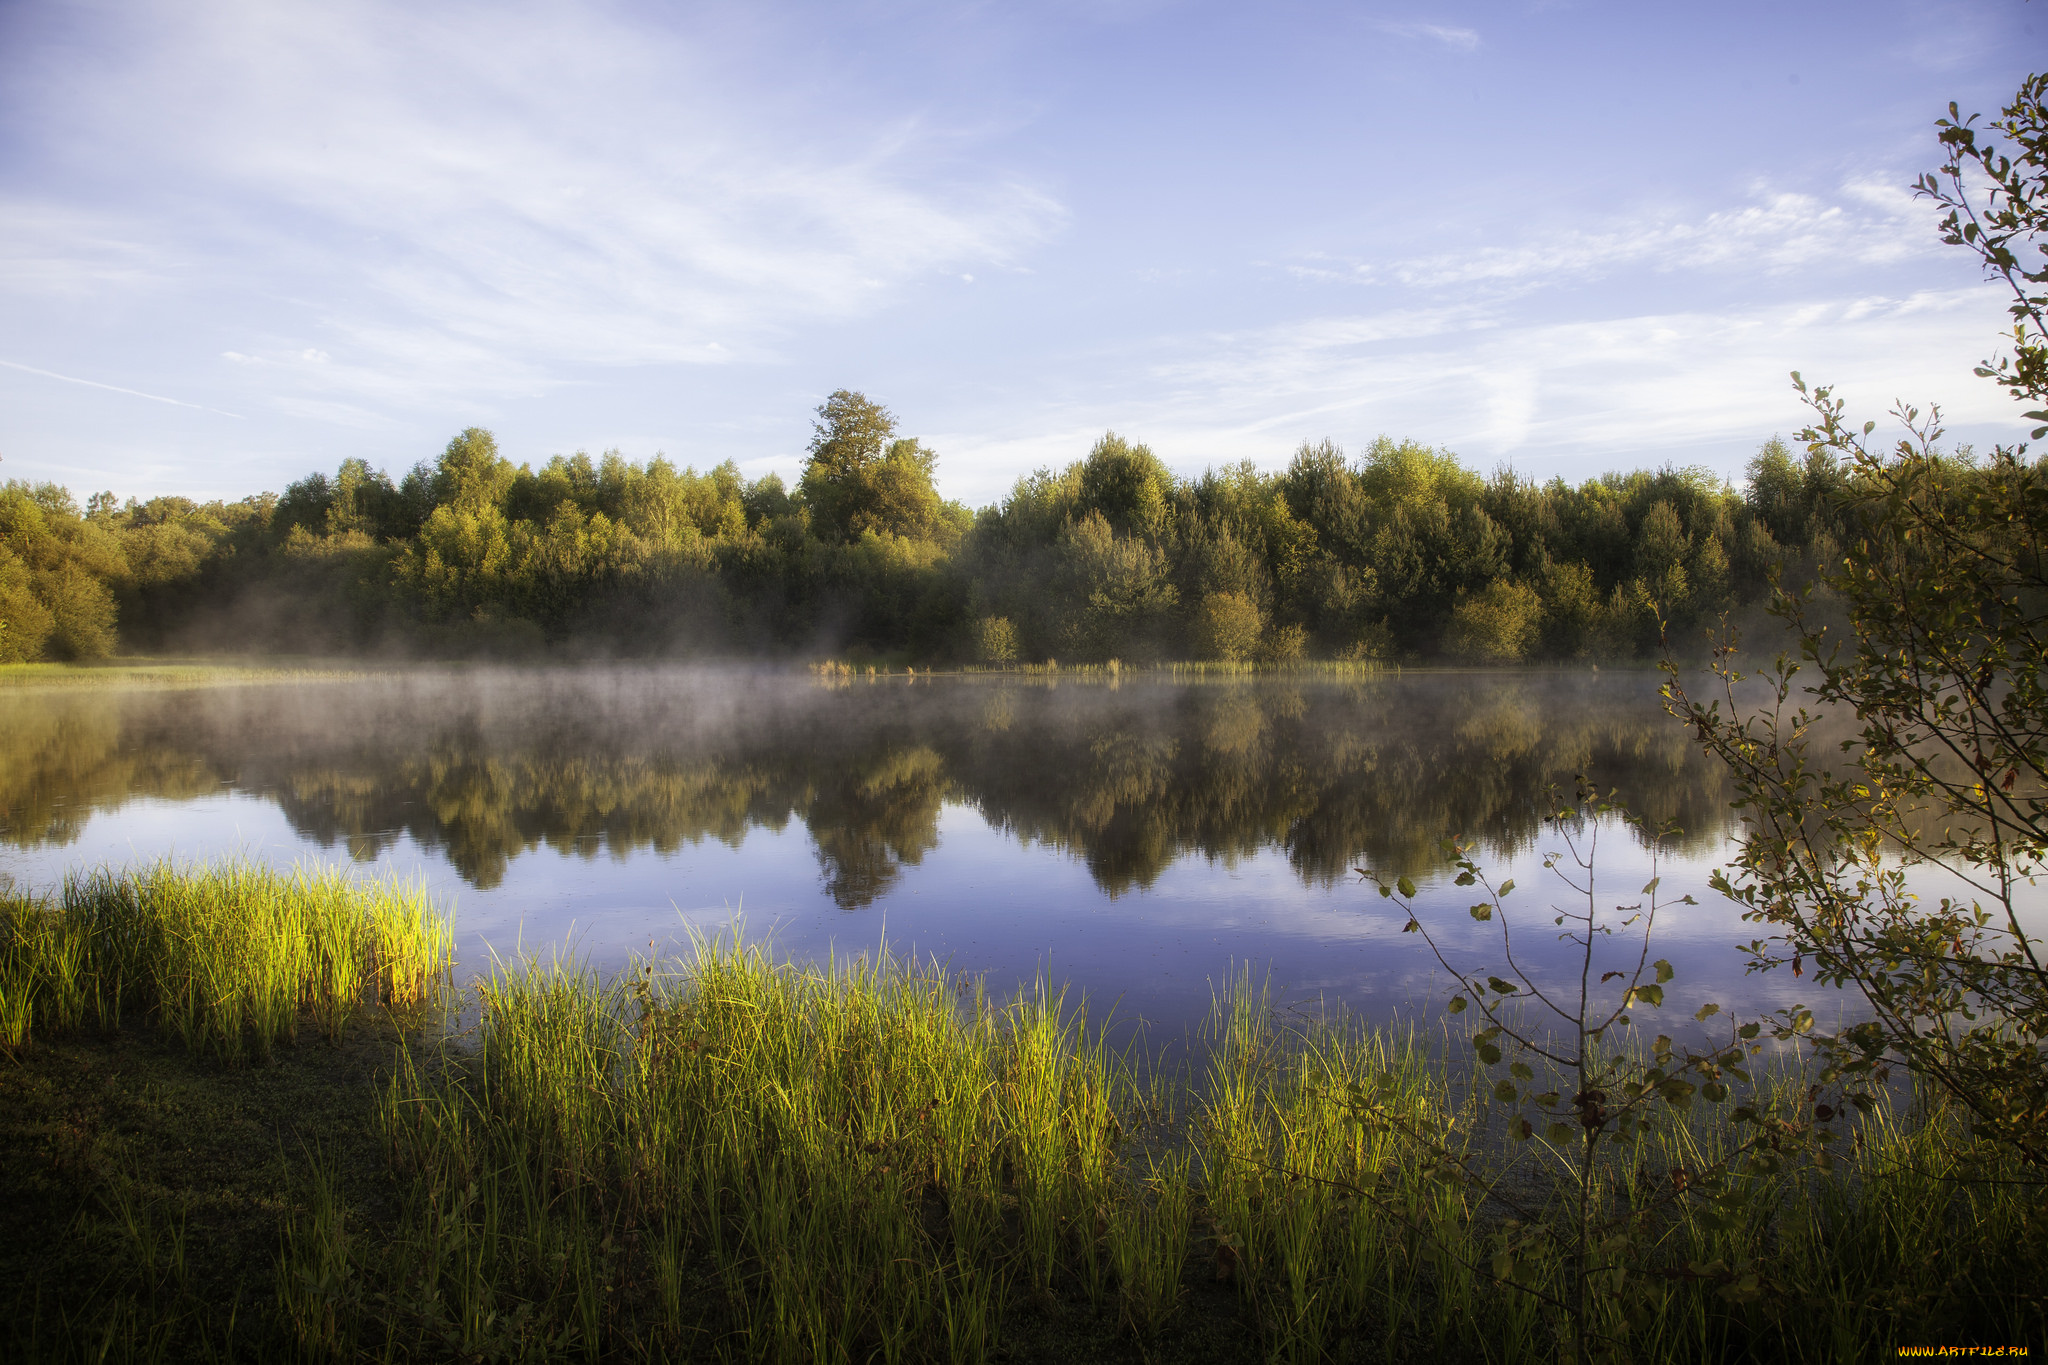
[0, 359, 243, 419]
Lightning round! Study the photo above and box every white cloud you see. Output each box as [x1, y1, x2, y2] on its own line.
[1287, 184, 1937, 292]
[1372, 20, 1480, 51]
[1145, 288, 2016, 458]
[935, 286, 2022, 500]
[0, 200, 182, 299]
[2, 0, 1064, 416]
[0, 359, 242, 418]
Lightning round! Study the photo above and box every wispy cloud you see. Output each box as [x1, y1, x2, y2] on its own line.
[1371, 20, 1480, 51]
[3, 0, 1064, 416]
[0, 359, 243, 418]
[934, 286, 2019, 501]
[1286, 183, 1935, 292]
[0, 202, 180, 299]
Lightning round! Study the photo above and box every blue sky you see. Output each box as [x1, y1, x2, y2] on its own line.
[0, 0, 2040, 507]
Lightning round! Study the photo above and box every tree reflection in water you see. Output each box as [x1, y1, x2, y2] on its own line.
[0, 669, 1736, 908]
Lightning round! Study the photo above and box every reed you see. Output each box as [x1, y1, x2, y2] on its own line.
[287, 938, 2044, 1362]
[4, 863, 2034, 1360]
[0, 860, 451, 1060]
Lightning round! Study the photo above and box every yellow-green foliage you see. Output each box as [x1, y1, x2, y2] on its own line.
[373, 940, 1153, 1360]
[334, 949, 2046, 1363]
[0, 483, 125, 660]
[1444, 579, 1545, 662]
[1193, 589, 1264, 662]
[6, 403, 1851, 665]
[0, 861, 451, 1060]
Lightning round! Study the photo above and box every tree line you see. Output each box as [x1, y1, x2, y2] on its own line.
[1, 391, 1857, 664]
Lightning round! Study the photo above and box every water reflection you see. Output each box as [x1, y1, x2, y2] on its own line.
[0, 668, 1734, 907]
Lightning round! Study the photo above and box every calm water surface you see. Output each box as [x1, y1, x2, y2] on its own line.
[0, 667, 1841, 1038]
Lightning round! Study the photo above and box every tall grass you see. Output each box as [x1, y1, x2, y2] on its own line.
[280, 938, 2044, 1362]
[10, 862, 2036, 1358]
[0, 861, 451, 1059]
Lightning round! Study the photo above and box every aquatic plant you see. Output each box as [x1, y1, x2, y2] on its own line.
[0, 860, 451, 1060]
[275, 930, 2043, 1362]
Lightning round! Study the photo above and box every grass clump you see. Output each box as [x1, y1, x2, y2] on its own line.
[0, 860, 452, 1060]
[354, 943, 1160, 1361]
[280, 942, 2044, 1363]
[2, 864, 2042, 1361]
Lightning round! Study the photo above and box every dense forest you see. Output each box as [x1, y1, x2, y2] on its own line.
[0, 390, 1854, 664]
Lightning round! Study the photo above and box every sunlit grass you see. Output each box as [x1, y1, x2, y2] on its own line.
[2, 864, 2038, 1359]
[298, 940, 2042, 1361]
[0, 658, 382, 691]
[0, 860, 452, 1059]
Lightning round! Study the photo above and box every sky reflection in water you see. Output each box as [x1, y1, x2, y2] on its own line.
[0, 667, 1846, 1041]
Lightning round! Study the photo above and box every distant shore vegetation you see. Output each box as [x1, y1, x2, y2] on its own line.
[1, 390, 1861, 666]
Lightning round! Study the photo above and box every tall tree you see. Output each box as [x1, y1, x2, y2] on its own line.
[799, 391, 953, 543]
[800, 391, 897, 542]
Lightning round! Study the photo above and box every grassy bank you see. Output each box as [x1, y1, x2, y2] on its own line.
[1, 867, 2040, 1362]
[0, 659, 381, 692]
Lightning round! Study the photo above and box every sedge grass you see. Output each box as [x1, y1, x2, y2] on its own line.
[289, 937, 2045, 1363]
[0, 860, 452, 1061]
[2, 865, 2039, 1360]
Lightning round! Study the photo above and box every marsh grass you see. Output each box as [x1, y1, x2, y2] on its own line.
[1, 864, 2040, 1360]
[272, 939, 2044, 1363]
[0, 861, 452, 1060]
[0, 659, 379, 692]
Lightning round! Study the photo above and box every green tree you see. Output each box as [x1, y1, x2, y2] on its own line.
[1444, 578, 1543, 662]
[1668, 71, 2048, 1165]
[1057, 511, 1180, 660]
[974, 615, 1019, 664]
[1193, 589, 1263, 662]
[862, 438, 955, 542]
[1076, 432, 1172, 538]
[801, 391, 908, 542]
[0, 546, 54, 661]
[0, 483, 126, 660]
[433, 427, 518, 514]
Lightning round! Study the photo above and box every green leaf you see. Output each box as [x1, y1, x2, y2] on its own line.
[1498, 879, 1515, 896]
[1487, 976, 1519, 996]
[1476, 1042, 1503, 1066]
[1448, 995, 1468, 1014]
[1695, 1003, 1721, 1021]
[1738, 1022, 1760, 1039]
[1493, 1080, 1518, 1103]
[1510, 1061, 1533, 1080]
[1654, 958, 1674, 984]
[1546, 1122, 1572, 1144]
[1628, 984, 1664, 1008]
[1396, 876, 1416, 898]
[1701, 1081, 1728, 1103]
[1469, 903, 1493, 921]
[1642, 877, 1661, 895]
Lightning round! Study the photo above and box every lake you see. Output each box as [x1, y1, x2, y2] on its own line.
[0, 666, 1839, 1041]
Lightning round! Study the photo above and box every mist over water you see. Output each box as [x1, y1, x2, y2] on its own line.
[0, 666, 1844, 1039]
